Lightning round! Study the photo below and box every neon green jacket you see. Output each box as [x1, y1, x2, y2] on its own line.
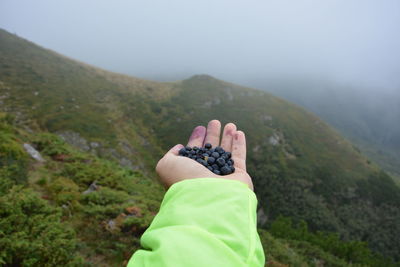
[127, 178, 265, 267]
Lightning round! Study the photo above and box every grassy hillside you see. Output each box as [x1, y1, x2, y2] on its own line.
[1, 28, 400, 263]
[261, 78, 400, 182]
[0, 113, 395, 266]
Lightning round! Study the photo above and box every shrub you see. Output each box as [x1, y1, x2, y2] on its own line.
[0, 186, 83, 266]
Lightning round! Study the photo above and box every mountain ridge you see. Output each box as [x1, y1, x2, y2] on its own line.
[1, 28, 400, 262]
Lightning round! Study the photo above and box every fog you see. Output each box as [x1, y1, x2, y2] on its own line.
[1, 0, 400, 92]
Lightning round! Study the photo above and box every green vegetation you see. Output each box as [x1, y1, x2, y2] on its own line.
[269, 216, 397, 266]
[0, 113, 163, 266]
[265, 80, 400, 183]
[1, 28, 400, 265]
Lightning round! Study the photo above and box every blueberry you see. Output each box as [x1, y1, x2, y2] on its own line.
[190, 155, 196, 159]
[215, 146, 224, 153]
[205, 143, 212, 149]
[207, 166, 213, 171]
[213, 169, 221, 175]
[207, 157, 216, 164]
[221, 153, 229, 160]
[225, 152, 231, 158]
[185, 146, 192, 151]
[179, 148, 187, 156]
[211, 164, 219, 170]
[189, 150, 196, 155]
[216, 157, 226, 166]
[221, 165, 231, 175]
[193, 146, 199, 151]
[230, 166, 235, 173]
[228, 159, 234, 165]
[211, 152, 220, 158]
[202, 153, 209, 158]
[196, 158, 203, 164]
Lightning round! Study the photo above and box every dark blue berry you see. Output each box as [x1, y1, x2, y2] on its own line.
[202, 153, 209, 158]
[221, 165, 231, 175]
[221, 153, 229, 160]
[207, 166, 213, 171]
[185, 146, 192, 151]
[193, 146, 199, 151]
[213, 169, 221, 175]
[179, 148, 187, 156]
[211, 152, 220, 158]
[215, 146, 224, 153]
[228, 159, 234, 165]
[216, 157, 226, 166]
[205, 143, 212, 149]
[196, 158, 203, 164]
[225, 152, 231, 158]
[211, 164, 219, 170]
[207, 157, 216, 164]
[230, 166, 235, 173]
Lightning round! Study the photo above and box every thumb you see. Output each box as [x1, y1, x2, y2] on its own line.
[167, 144, 184, 156]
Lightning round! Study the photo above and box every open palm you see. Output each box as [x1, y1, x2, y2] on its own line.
[156, 120, 254, 190]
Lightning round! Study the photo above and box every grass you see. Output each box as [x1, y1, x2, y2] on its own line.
[1, 28, 400, 262]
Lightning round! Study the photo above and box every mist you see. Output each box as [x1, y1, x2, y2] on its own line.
[1, 0, 399, 92]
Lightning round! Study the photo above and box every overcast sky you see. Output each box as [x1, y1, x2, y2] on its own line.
[1, 0, 399, 91]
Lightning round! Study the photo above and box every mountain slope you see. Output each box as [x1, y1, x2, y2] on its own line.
[259, 78, 400, 182]
[1, 28, 400, 261]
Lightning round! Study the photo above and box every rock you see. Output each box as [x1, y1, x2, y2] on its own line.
[257, 208, 268, 226]
[106, 219, 117, 231]
[82, 181, 98, 194]
[90, 142, 100, 149]
[268, 134, 280, 146]
[119, 157, 139, 170]
[252, 145, 260, 153]
[23, 143, 45, 162]
[262, 115, 272, 121]
[58, 131, 90, 151]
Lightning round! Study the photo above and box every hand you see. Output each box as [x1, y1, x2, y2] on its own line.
[156, 120, 254, 190]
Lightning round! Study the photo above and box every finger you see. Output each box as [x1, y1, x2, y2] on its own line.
[167, 144, 184, 156]
[203, 120, 221, 147]
[220, 123, 237, 152]
[232, 131, 246, 171]
[187, 126, 206, 147]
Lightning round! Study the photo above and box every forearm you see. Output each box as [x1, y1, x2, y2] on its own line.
[127, 178, 265, 267]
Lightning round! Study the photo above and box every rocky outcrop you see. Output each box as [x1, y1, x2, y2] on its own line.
[23, 143, 45, 162]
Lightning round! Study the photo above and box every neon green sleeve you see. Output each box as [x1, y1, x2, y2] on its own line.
[127, 178, 265, 267]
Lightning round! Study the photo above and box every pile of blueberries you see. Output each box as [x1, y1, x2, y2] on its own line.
[178, 143, 235, 175]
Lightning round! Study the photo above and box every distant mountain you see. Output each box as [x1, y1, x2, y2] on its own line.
[258, 78, 400, 181]
[1, 28, 400, 263]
